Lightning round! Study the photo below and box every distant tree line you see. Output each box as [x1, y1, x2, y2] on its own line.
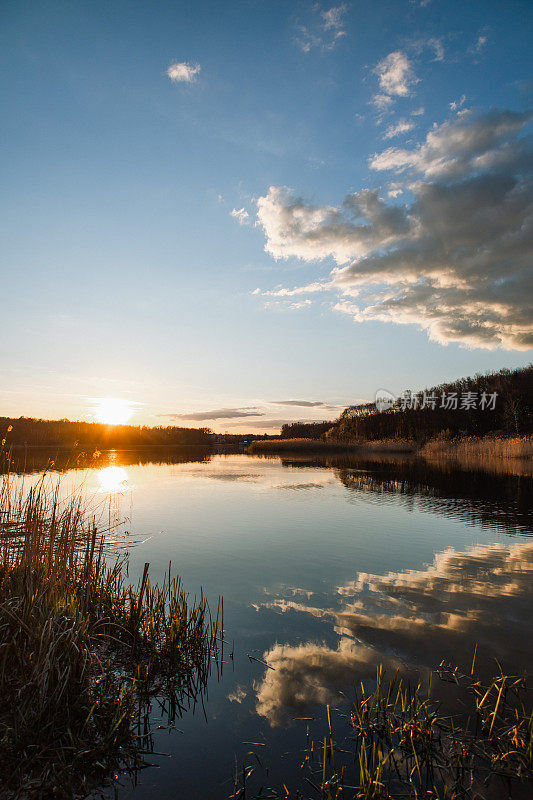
[0, 417, 214, 450]
[331, 365, 533, 443]
[280, 421, 335, 439]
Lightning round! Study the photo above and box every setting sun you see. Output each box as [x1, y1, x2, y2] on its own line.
[93, 397, 134, 425]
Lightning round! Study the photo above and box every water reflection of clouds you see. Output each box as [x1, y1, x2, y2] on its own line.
[256, 640, 396, 726]
[255, 541, 533, 726]
[201, 472, 263, 482]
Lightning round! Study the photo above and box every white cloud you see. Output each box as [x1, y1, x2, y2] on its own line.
[254, 109, 533, 350]
[426, 36, 445, 61]
[450, 94, 466, 112]
[383, 119, 415, 139]
[322, 4, 347, 32]
[256, 281, 330, 298]
[411, 106, 425, 116]
[374, 51, 417, 100]
[372, 93, 394, 111]
[473, 33, 488, 54]
[387, 181, 404, 198]
[296, 4, 348, 53]
[230, 207, 250, 225]
[369, 108, 532, 176]
[166, 61, 201, 83]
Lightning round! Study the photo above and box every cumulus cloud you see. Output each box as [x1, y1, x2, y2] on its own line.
[383, 119, 415, 139]
[372, 51, 417, 109]
[295, 4, 348, 53]
[254, 109, 533, 350]
[167, 61, 201, 83]
[257, 186, 410, 264]
[230, 207, 250, 225]
[387, 181, 404, 197]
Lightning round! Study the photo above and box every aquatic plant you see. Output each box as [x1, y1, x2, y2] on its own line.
[231, 661, 532, 799]
[0, 461, 221, 798]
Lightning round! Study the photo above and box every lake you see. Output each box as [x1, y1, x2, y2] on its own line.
[12, 448, 533, 798]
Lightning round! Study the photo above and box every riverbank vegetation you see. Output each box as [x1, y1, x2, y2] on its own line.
[232, 662, 533, 799]
[250, 434, 533, 461]
[0, 463, 220, 798]
[331, 365, 533, 443]
[276, 366, 532, 445]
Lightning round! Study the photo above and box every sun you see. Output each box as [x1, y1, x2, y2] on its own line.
[93, 397, 134, 425]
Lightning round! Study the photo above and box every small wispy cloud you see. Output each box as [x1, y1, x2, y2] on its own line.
[230, 207, 250, 225]
[270, 400, 329, 407]
[472, 32, 488, 54]
[449, 94, 466, 111]
[253, 281, 329, 298]
[263, 298, 313, 311]
[167, 61, 201, 83]
[383, 119, 414, 139]
[426, 37, 445, 61]
[160, 407, 265, 421]
[296, 4, 348, 53]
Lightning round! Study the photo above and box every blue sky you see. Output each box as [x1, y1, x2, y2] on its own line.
[1, 0, 532, 431]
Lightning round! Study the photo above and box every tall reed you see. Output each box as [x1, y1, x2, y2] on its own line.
[0, 459, 220, 797]
[232, 661, 532, 799]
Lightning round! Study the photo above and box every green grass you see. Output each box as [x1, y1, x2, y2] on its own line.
[0, 459, 221, 798]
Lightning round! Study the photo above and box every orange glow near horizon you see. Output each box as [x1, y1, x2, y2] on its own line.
[93, 397, 135, 425]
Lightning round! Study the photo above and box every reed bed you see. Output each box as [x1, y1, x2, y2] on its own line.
[232, 662, 532, 799]
[249, 439, 417, 456]
[422, 435, 533, 460]
[249, 436, 533, 476]
[248, 440, 364, 455]
[0, 461, 221, 798]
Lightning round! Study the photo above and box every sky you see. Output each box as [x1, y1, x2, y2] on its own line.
[1, 0, 532, 433]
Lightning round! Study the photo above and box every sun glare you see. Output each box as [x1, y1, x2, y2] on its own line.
[93, 397, 134, 425]
[96, 466, 129, 494]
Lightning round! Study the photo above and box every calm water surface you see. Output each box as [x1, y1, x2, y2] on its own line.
[17, 449, 533, 798]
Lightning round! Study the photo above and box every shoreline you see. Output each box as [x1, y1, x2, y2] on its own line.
[248, 435, 533, 476]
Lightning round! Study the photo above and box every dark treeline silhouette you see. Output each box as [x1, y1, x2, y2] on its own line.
[0, 417, 213, 450]
[280, 421, 334, 439]
[331, 365, 533, 442]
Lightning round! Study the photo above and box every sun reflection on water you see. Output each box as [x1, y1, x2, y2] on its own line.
[96, 465, 130, 494]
